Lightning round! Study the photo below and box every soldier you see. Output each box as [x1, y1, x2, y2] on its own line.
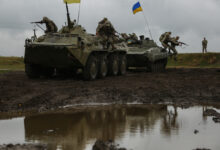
[170, 36, 180, 61]
[121, 33, 129, 41]
[39, 17, 58, 33]
[202, 37, 208, 53]
[96, 18, 117, 50]
[159, 32, 172, 50]
[130, 33, 139, 43]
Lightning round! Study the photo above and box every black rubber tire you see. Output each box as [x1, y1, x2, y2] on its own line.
[25, 64, 40, 78]
[108, 54, 119, 76]
[98, 56, 108, 78]
[83, 55, 98, 80]
[118, 54, 127, 76]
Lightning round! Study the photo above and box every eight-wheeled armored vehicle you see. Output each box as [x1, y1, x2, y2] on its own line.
[126, 36, 168, 72]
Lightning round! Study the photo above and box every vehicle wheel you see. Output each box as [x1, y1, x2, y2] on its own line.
[83, 55, 98, 80]
[25, 64, 40, 78]
[108, 54, 119, 76]
[118, 54, 127, 75]
[98, 56, 108, 78]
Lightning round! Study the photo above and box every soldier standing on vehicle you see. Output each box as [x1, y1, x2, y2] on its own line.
[159, 32, 172, 50]
[202, 37, 208, 53]
[37, 17, 58, 33]
[96, 18, 117, 50]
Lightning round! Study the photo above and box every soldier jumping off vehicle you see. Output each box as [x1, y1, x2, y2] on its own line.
[96, 18, 117, 50]
[202, 37, 208, 53]
[170, 36, 188, 61]
[159, 32, 172, 50]
[170, 36, 180, 61]
[160, 32, 188, 61]
[32, 17, 58, 33]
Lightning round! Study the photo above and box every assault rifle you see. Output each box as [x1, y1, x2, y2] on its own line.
[179, 42, 189, 46]
[30, 21, 45, 31]
[31, 21, 43, 24]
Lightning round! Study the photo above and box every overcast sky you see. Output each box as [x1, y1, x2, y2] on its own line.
[0, 0, 219, 56]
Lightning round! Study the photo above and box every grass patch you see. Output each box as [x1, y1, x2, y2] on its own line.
[0, 56, 24, 71]
[168, 53, 220, 68]
[0, 53, 219, 72]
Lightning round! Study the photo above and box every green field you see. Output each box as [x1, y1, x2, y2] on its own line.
[0, 53, 219, 74]
[0, 56, 24, 73]
[168, 53, 220, 68]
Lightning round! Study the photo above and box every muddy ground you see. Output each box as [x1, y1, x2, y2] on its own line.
[0, 68, 219, 113]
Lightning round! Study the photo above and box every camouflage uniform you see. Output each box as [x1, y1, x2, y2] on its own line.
[121, 33, 129, 41]
[170, 36, 180, 60]
[159, 32, 172, 50]
[202, 38, 208, 53]
[40, 17, 58, 33]
[130, 33, 138, 43]
[96, 18, 117, 50]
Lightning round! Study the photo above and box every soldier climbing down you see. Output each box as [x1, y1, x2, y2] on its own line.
[96, 18, 117, 50]
[170, 36, 180, 61]
[159, 32, 172, 50]
[160, 32, 188, 61]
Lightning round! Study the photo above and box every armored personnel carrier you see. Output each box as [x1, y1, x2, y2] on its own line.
[126, 36, 168, 72]
[24, 25, 127, 80]
[24, 5, 127, 80]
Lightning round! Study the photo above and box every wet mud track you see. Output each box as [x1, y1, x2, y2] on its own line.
[0, 68, 219, 112]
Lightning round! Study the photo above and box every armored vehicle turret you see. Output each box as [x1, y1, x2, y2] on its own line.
[126, 35, 168, 72]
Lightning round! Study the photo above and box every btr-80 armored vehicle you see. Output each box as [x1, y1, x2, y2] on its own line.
[126, 36, 168, 72]
[25, 21, 127, 80]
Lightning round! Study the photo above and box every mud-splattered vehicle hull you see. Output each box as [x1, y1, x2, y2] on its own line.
[24, 27, 127, 80]
[126, 39, 168, 72]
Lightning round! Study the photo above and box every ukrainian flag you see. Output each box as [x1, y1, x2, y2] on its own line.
[132, 2, 143, 14]
[63, 0, 80, 4]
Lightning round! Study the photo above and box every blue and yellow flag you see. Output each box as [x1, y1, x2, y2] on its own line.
[132, 2, 143, 14]
[63, 0, 80, 4]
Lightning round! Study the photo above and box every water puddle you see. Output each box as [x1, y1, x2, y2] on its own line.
[0, 105, 220, 150]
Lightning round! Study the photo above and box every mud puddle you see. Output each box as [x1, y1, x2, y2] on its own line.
[0, 105, 220, 150]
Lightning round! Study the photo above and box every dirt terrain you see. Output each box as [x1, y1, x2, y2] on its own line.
[0, 68, 219, 113]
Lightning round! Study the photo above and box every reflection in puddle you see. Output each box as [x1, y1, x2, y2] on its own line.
[0, 105, 220, 150]
[0, 117, 25, 144]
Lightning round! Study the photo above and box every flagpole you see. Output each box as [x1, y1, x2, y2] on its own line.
[142, 11, 153, 40]
[137, 1, 153, 40]
[77, 1, 81, 25]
